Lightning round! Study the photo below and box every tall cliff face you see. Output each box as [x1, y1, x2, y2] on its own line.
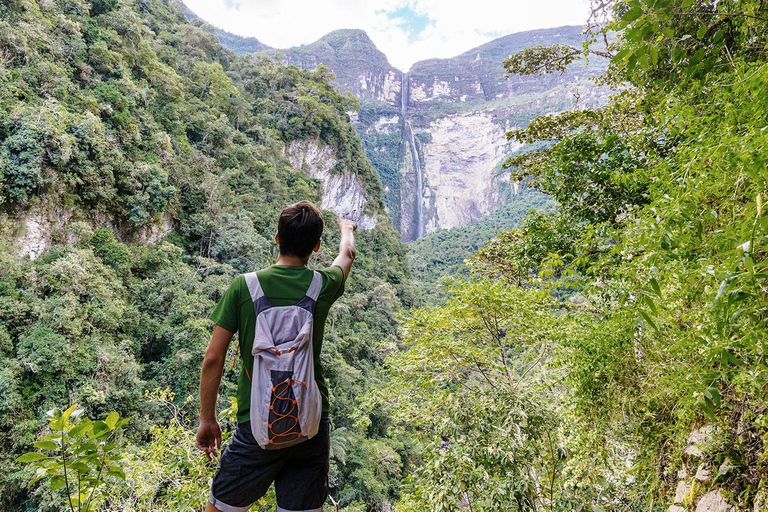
[214, 25, 610, 241]
[284, 139, 378, 229]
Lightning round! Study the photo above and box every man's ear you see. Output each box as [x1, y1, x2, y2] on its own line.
[274, 232, 280, 245]
[312, 239, 321, 253]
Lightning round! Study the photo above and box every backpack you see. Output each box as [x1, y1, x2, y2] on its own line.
[243, 270, 323, 450]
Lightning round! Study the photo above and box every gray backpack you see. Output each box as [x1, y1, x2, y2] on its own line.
[243, 271, 323, 449]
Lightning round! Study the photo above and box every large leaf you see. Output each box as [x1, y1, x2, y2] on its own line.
[105, 412, 119, 429]
[34, 441, 58, 451]
[49, 475, 66, 492]
[16, 452, 48, 463]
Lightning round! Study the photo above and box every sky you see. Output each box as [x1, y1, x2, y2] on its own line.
[183, 0, 591, 71]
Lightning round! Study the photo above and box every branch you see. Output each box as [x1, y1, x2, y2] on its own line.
[61, 429, 75, 512]
[505, 44, 613, 77]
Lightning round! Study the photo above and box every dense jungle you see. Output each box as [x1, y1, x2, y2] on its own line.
[1, 0, 767, 511]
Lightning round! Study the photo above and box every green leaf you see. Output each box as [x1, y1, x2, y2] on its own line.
[34, 441, 58, 451]
[621, 6, 644, 28]
[16, 452, 48, 463]
[715, 279, 730, 302]
[48, 416, 65, 431]
[105, 412, 119, 429]
[638, 310, 658, 331]
[79, 442, 98, 453]
[649, 277, 662, 297]
[91, 421, 110, 438]
[69, 462, 92, 473]
[696, 25, 707, 39]
[69, 421, 91, 438]
[50, 475, 66, 492]
[704, 386, 721, 408]
[745, 256, 754, 275]
[30, 467, 49, 486]
[108, 465, 126, 480]
[613, 47, 631, 62]
[690, 48, 705, 66]
[642, 294, 658, 315]
[62, 404, 80, 422]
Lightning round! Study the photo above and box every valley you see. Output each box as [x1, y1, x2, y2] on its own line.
[4, 0, 767, 510]
[205, 21, 609, 240]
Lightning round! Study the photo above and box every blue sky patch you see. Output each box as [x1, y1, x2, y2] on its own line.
[384, 6, 433, 42]
[476, 29, 506, 39]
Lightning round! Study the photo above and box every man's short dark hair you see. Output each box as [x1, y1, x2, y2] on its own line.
[277, 201, 324, 257]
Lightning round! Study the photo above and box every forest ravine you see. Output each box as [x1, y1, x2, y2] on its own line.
[3, 0, 768, 511]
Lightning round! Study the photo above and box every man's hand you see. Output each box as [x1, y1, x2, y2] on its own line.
[196, 419, 222, 461]
[333, 214, 357, 278]
[197, 325, 233, 460]
[339, 215, 358, 234]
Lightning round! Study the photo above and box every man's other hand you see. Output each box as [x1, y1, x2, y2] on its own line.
[196, 419, 222, 461]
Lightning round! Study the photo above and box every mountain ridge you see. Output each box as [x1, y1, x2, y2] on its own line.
[179, 3, 609, 240]
[177, 1, 586, 74]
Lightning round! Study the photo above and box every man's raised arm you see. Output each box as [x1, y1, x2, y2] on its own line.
[332, 215, 357, 279]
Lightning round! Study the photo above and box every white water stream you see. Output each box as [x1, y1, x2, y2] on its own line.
[401, 73, 425, 239]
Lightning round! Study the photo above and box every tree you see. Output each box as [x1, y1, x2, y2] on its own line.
[378, 281, 584, 510]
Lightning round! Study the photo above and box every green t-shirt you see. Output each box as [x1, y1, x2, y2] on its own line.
[210, 264, 346, 422]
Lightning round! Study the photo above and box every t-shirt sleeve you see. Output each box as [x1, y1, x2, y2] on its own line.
[321, 265, 346, 303]
[209, 275, 241, 333]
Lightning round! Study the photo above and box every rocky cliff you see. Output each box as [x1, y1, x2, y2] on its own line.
[210, 23, 611, 240]
[284, 139, 378, 230]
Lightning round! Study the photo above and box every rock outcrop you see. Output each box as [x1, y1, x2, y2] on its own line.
[667, 427, 740, 512]
[5, 205, 173, 261]
[419, 112, 517, 232]
[284, 139, 377, 229]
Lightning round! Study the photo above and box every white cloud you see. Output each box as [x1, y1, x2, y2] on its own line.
[183, 0, 590, 70]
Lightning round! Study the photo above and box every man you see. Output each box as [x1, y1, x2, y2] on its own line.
[196, 200, 357, 512]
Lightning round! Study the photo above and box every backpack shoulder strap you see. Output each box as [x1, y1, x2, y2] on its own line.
[243, 272, 265, 302]
[306, 271, 322, 302]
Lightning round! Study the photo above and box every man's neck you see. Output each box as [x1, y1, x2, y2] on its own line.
[275, 253, 310, 266]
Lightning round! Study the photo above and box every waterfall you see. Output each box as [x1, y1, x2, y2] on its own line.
[401, 72, 407, 112]
[406, 121, 424, 239]
[401, 73, 425, 239]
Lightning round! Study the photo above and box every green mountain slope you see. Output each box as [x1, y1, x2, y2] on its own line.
[408, 190, 552, 288]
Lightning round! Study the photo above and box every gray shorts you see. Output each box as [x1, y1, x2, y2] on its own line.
[209, 416, 330, 512]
